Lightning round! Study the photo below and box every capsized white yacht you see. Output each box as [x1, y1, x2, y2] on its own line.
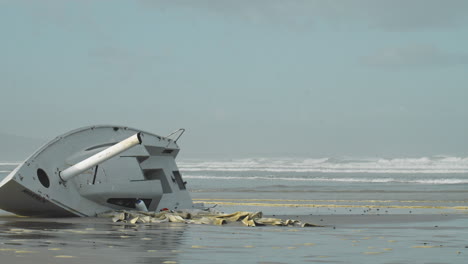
[0, 125, 193, 217]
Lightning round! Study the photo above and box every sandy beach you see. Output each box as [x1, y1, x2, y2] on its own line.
[1, 211, 467, 264]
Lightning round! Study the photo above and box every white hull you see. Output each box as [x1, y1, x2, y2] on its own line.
[0, 125, 193, 217]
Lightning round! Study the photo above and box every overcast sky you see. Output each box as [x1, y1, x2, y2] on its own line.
[1, 0, 467, 158]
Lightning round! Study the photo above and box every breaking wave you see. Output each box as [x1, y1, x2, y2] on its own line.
[179, 156, 468, 186]
[179, 156, 468, 174]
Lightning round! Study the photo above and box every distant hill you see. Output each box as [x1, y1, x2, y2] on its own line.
[0, 133, 46, 161]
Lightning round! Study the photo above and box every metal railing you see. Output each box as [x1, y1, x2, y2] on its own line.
[165, 128, 185, 143]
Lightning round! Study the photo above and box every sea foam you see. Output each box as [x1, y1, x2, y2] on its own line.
[179, 156, 468, 174]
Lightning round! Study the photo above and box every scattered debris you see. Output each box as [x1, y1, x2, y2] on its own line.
[99, 210, 323, 227]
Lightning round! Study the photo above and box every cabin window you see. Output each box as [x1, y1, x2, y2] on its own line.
[172, 171, 186, 190]
[37, 168, 50, 188]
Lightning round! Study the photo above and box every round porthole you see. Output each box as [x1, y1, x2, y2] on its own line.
[37, 168, 50, 188]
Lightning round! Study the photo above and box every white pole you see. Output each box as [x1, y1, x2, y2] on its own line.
[59, 132, 142, 182]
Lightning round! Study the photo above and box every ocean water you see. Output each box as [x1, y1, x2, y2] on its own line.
[1, 156, 468, 215]
[177, 156, 468, 215]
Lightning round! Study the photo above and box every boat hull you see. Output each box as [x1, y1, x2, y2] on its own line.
[0, 125, 193, 217]
[0, 178, 78, 217]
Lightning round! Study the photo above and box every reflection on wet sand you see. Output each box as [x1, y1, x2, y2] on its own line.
[0, 217, 187, 264]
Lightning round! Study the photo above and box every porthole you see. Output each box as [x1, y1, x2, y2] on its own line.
[37, 168, 50, 188]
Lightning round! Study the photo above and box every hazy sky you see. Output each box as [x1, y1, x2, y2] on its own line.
[1, 0, 467, 158]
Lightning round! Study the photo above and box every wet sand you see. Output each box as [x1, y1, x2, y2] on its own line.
[1, 213, 467, 264]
